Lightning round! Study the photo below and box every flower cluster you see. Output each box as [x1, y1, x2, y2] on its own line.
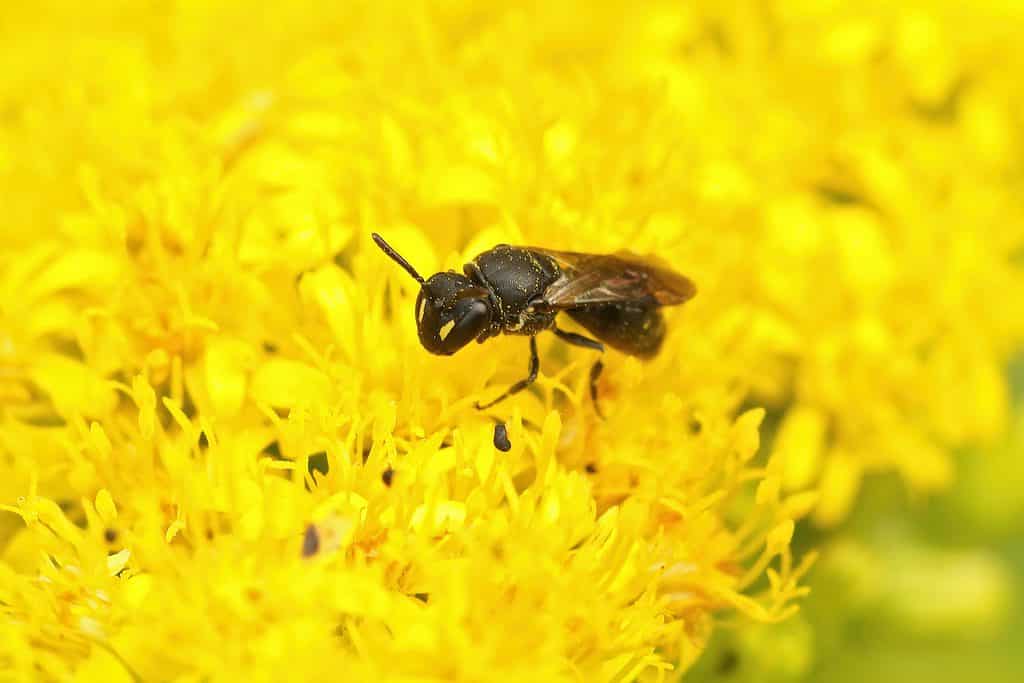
[1, 1, 1021, 680]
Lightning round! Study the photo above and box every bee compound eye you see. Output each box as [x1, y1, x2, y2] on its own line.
[436, 299, 490, 353]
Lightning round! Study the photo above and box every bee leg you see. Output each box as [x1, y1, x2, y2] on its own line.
[553, 327, 605, 418]
[589, 360, 605, 419]
[476, 336, 540, 410]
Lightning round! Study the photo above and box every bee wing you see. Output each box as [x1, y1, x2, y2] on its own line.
[529, 248, 697, 309]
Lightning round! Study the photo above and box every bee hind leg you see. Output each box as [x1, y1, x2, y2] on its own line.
[476, 336, 540, 410]
[553, 327, 605, 419]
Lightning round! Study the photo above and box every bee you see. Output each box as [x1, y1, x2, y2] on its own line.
[372, 233, 697, 415]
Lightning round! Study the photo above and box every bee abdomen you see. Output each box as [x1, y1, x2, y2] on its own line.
[566, 303, 666, 358]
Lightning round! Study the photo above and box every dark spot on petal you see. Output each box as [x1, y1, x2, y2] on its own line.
[302, 524, 320, 558]
[585, 462, 598, 474]
[815, 184, 863, 206]
[718, 649, 739, 675]
[412, 592, 429, 603]
[381, 467, 394, 487]
[307, 451, 329, 479]
[334, 241, 359, 270]
[493, 423, 511, 452]
[262, 341, 279, 354]
[181, 389, 198, 420]
[687, 415, 702, 434]
[103, 528, 118, 543]
[262, 441, 284, 460]
[913, 75, 970, 124]
[197, 431, 210, 449]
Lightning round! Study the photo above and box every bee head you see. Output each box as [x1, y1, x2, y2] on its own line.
[372, 233, 493, 355]
[415, 273, 492, 355]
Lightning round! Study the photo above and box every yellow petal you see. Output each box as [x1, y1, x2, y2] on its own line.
[165, 519, 186, 544]
[250, 358, 331, 409]
[89, 422, 113, 461]
[131, 375, 158, 439]
[30, 353, 117, 418]
[767, 520, 795, 555]
[420, 164, 497, 207]
[107, 549, 131, 575]
[782, 491, 821, 520]
[26, 249, 121, 301]
[814, 450, 863, 527]
[732, 408, 765, 462]
[72, 644, 135, 683]
[95, 489, 118, 523]
[122, 573, 154, 609]
[410, 501, 466, 534]
[775, 406, 827, 491]
[756, 476, 782, 506]
[204, 336, 251, 419]
[299, 266, 358, 361]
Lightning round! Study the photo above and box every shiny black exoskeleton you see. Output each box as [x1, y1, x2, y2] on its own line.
[372, 233, 697, 415]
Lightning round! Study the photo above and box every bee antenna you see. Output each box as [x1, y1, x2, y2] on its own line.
[371, 232, 425, 285]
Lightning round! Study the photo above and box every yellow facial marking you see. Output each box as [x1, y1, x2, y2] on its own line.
[417, 298, 426, 323]
[439, 319, 455, 341]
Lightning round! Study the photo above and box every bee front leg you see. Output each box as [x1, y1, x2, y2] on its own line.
[476, 336, 540, 410]
[552, 327, 605, 418]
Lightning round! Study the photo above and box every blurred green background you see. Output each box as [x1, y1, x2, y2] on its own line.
[690, 356, 1024, 683]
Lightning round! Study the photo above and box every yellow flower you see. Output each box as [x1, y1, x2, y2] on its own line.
[0, 0, 1021, 680]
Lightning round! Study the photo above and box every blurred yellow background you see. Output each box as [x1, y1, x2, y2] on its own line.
[1, 1, 1022, 681]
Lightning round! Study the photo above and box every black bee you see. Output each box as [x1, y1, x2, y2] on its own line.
[372, 233, 697, 415]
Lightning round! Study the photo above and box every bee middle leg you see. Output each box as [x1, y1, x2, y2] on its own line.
[476, 336, 540, 410]
[553, 327, 605, 418]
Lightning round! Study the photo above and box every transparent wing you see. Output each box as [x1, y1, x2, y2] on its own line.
[530, 248, 697, 309]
